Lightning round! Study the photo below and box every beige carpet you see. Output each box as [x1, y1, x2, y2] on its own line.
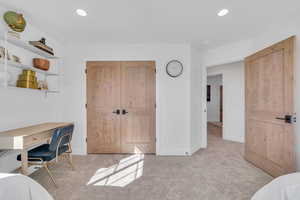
[30, 133, 273, 200]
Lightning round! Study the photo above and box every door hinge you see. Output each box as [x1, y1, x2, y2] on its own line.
[85, 103, 87, 109]
[155, 138, 157, 142]
[86, 138, 87, 143]
[155, 69, 157, 73]
[155, 103, 157, 109]
[85, 69, 87, 74]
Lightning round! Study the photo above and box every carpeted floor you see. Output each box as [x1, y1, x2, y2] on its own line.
[30, 133, 273, 200]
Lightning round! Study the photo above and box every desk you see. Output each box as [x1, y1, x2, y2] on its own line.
[0, 122, 73, 175]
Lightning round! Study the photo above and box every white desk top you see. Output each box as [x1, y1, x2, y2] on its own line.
[0, 122, 72, 137]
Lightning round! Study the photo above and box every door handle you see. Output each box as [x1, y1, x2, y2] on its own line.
[122, 109, 128, 115]
[112, 109, 120, 115]
[276, 115, 296, 124]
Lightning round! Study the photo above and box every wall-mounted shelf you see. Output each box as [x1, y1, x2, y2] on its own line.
[0, 31, 61, 95]
[7, 84, 59, 94]
[0, 35, 59, 59]
[0, 60, 59, 76]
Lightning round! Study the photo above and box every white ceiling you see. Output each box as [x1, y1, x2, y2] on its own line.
[1, 0, 300, 48]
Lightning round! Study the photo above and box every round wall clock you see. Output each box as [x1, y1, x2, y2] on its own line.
[166, 60, 183, 78]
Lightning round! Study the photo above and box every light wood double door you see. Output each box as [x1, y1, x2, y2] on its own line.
[87, 61, 156, 154]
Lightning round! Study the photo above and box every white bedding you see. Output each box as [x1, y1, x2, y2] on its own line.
[252, 173, 300, 200]
[0, 173, 53, 200]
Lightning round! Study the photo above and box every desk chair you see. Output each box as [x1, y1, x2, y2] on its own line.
[17, 125, 74, 187]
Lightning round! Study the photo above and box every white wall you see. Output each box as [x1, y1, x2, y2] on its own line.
[207, 62, 245, 143]
[0, 5, 63, 172]
[62, 44, 192, 156]
[201, 19, 300, 169]
[207, 75, 222, 122]
[190, 47, 203, 153]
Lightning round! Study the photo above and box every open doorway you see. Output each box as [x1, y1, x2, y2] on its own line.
[207, 74, 223, 138]
[205, 61, 245, 145]
[201, 37, 296, 177]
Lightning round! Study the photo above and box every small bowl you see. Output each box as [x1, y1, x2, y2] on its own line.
[33, 58, 50, 71]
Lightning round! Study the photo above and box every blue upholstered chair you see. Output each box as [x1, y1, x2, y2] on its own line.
[17, 124, 74, 187]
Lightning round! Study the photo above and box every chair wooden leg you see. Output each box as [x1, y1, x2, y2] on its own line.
[44, 163, 58, 188]
[68, 154, 75, 170]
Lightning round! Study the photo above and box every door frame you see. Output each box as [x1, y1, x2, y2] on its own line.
[202, 60, 244, 148]
[201, 37, 296, 150]
[85, 60, 157, 154]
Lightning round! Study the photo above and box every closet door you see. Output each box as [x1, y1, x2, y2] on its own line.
[121, 61, 156, 153]
[86, 61, 121, 153]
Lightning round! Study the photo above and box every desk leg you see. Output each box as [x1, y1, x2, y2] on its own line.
[21, 150, 28, 175]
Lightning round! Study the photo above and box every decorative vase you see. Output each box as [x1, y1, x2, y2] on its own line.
[3, 11, 26, 32]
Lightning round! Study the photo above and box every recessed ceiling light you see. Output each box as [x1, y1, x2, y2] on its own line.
[217, 9, 229, 17]
[76, 9, 87, 16]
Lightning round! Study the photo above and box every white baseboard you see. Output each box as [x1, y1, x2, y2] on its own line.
[72, 147, 191, 156]
[157, 148, 190, 156]
[223, 136, 244, 143]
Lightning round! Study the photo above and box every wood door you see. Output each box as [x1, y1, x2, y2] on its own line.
[86, 61, 156, 154]
[245, 37, 296, 177]
[86, 61, 121, 153]
[121, 61, 156, 153]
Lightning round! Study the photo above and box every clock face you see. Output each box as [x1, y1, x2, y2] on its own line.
[166, 60, 183, 78]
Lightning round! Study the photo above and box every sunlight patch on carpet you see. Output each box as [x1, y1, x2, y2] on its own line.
[86, 153, 144, 187]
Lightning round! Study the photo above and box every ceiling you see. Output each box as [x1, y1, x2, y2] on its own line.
[1, 0, 300, 48]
